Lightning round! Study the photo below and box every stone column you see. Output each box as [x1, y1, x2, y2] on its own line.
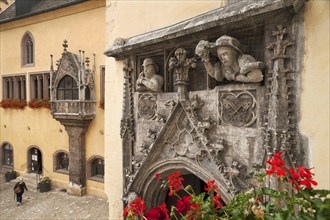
[62, 119, 92, 196]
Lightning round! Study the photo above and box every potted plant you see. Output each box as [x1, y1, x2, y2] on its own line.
[5, 170, 17, 182]
[38, 176, 51, 192]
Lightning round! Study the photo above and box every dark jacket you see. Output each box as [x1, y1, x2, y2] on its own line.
[14, 182, 28, 194]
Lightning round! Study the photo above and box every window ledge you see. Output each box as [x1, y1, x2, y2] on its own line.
[22, 63, 35, 68]
[55, 169, 69, 175]
[88, 176, 104, 183]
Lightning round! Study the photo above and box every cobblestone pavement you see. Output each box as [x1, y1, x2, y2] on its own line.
[0, 174, 109, 220]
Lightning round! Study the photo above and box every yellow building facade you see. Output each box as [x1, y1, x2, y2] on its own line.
[0, 0, 106, 198]
[105, 0, 329, 218]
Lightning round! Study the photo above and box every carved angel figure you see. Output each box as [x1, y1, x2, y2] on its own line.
[195, 35, 264, 83]
[136, 58, 164, 92]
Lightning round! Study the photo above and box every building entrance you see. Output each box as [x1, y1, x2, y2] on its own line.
[165, 174, 207, 212]
[29, 147, 42, 174]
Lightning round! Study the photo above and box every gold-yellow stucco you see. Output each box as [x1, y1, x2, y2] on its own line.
[0, 0, 106, 198]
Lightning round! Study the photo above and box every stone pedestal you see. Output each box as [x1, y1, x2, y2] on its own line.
[175, 81, 188, 100]
[67, 181, 87, 196]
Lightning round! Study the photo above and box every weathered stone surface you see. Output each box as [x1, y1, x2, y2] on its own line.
[110, 0, 306, 209]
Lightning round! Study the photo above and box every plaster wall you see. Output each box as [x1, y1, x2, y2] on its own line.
[105, 1, 225, 218]
[302, 0, 330, 190]
[0, 0, 14, 12]
[0, 2, 106, 197]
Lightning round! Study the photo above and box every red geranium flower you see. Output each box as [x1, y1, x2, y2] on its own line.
[204, 180, 218, 193]
[300, 179, 318, 188]
[266, 152, 287, 177]
[167, 171, 184, 196]
[155, 173, 162, 181]
[145, 203, 169, 220]
[176, 195, 192, 214]
[129, 197, 146, 216]
[185, 203, 203, 220]
[298, 166, 314, 179]
[123, 207, 129, 217]
[212, 194, 223, 210]
[288, 168, 301, 190]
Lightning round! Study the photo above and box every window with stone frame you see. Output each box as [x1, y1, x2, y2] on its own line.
[100, 66, 105, 107]
[21, 32, 35, 66]
[30, 72, 50, 100]
[54, 151, 69, 174]
[2, 143, 13, 167]
[88, 156, 104, 182]
[56, 75, 78, 100]
[2, 75, 26, 100]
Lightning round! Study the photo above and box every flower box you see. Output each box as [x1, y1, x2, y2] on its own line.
[0, 99, 27, 109]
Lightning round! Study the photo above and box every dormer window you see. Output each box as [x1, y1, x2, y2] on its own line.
[21, 32, 35, 66]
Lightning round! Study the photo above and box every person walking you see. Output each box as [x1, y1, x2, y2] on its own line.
[14, 177, 28, 206]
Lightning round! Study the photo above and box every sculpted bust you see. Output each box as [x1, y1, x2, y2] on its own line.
[136, 58, 164, 92]
[195, 35, 264, 83]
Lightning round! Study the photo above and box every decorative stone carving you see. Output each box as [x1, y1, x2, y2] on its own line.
[196, 36, 264, 83]
[138, 94, 157, 119]
[120, 59, 135, 139]
[136, 58, 164, 92]
[223, 160, 246, 193]
[112, 37, 126, 48]
[219, 91, 257, 127]
[168, 48, 197, 83]
[265, 25, 296, 165]
[164, 100, 176, 110]
[147, 129, 157, 142]
[168, 48, 197, 99]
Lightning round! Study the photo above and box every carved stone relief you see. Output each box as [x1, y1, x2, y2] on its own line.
[219, 90, 257, 127]
[137, 94, 157, 120]
[136, 58, 164, 92]
[110, 4, 305, 205]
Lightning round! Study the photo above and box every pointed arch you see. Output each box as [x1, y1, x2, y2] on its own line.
[21, 31, 35, 66]
[56, 75, 78, 100]
[131, 159, 233, 209]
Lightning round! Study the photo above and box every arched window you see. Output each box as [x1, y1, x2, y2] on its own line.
[57, 75, 78, 100]
[21, 32, 35, 66]
[54, 151, 69, 174]
[87, 156, 104, 182]
[2, 143, 13, 167]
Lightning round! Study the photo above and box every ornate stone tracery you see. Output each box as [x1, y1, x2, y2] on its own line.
[105, 0, 306, 209]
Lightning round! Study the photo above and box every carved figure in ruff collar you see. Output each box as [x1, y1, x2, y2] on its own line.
[136, 58, 164, 92]
[195, 35, 264, 83]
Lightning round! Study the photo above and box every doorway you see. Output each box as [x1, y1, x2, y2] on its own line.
[165, 174, 207, 213]
[28, 147, 42, 174]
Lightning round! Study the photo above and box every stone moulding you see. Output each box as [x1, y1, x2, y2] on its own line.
[105, 0, 304, 59]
